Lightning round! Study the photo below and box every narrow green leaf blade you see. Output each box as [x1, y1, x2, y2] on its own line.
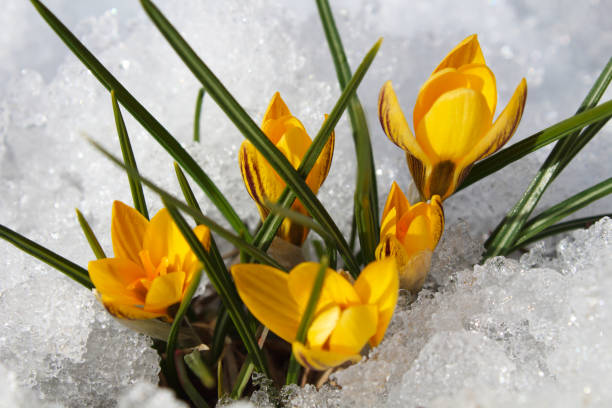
[111, 90, 149, 219]
[316, 0, 380, 263]
[511, 214, 612, 250]
[483, 59, 612, 258]
[163, 199, 269, 376]
[140, 0, 367, 277]
[516, 177, 612, 246]
[0, 224, 93, 289]
[459, 98, 612, 191]
[166, 267, 202, 385]
[75, 208, 106, 259]
[194, 88, 205, 142]
[184, 348, 216, 389]
[88, 138, 284, 270]
[174, 350, 210, 408]
[30, 0, 249, 238]
[286, 256, 328, 385]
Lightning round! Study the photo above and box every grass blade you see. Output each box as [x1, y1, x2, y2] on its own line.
[511, 214, 612, 250]
[30, 0, 249, 238]
[75, 208, 106, 259]
[316, 0, 379, 263]
[459, 98, 612, 192]
[483, 59, 612, 257]
[166, 268, 203, 386]
[0, 224, 92, 289]
[88, 138, 284, 270]
[140, 0, 372, 277]
[185, 348, 216, 389]
[164, 199, 269, 376]
[265, 201, 334, 244]
[175, 350, 210, 408]
[514, 177, 612, 247]
[286, 256, 328, 385]
[111, 90, 149, 219]
[194, 88, 205, 142]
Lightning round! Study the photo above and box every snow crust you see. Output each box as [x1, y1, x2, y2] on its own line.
[0, 0, 611, 406]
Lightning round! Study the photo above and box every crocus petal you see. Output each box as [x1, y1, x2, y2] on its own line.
[287, 262, 360, 313]
[231, 264, 301, 343]
[432, 34, 485, 73]
[328, 304, 378, 354]
[306, 116, 335, 194]
[89, 258, 147, 304]
[462, 78, 528, 165]
[306, 304, 341, 348]
[239, 141, 271, 220]
[275, 127, 311, 170]
[262, 92, 291, 126]
[145, 271, 185, 311]
[458, 63, 497, 117]
[413, 68, 468, 132]
[101, 298, 167, 320]
[380, 182, 411, 234]
[144, 209, 194, 271]
[353, 258, 399, 346]
[181, 225, 209, 275]
[111, 200, 148, 264]
[378, 81, 430, 166]
[397, 249, 433, 294]
[292, 341, 361, 371]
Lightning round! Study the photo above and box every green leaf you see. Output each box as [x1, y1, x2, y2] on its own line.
[194, 88, 205, 142]
[210, 304, 229, 365]
[285, 256, 328, 385]
[230, 357, 254, 399]
[316, 0, 380, 263]
[30, 0, 249, 239]
[88, 138, 284, 270]
[510, 214, 612, 250]
[459, 98, 612, 192]
[111, 90, 149, 219]
[265, 200, 333, 244]
[166, 268, 202, 386]
[174, 349, 210, 408]
[163, 199, 269, 376]
[184, 348, 216, 389]
[75, 208, 106, 259]
[483, 59, 612, 258]
[250, 39, 383, 276]
[0, 224, 92, 289]
[139, 0, 377, 278]
[514, 177, 612, 248]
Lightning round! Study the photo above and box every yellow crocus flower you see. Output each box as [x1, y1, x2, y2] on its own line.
[379, 34, 527, 200]
[88, 201, 210, 321]
[376, 182, 444, 292]
[239, 92, 335, 246]
[231, 258, 398, 370]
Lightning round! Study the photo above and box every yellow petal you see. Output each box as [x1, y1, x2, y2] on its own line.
[262, 92, 291, 126]
[306, 115, 335, 194]
[239, 141, 271, 220]
[416, 88, 491, 162]
[462, 78, 527, 165]
[111, 200, 148, 264]
[413, 68, 468, 131]
[398, 196, 444, 252]
[101, 298, 167, 320]
[432, 34, 485, 73]
[328, 304, 378, 354]
[306, 304, 340, 348]
[378, 81, 430, 166]
[287, 262, 360, 313]
[231, 264, 301, 343]
[142, 208, 190, 270]
[145, 271, 185, 311]
[275, 127, 311, 170]
[458, 63, 497, 117]
[292, 341, 361, 371]
[181, 225, 209, 275]
[88, 258, 147, 304]
[353, 258, 399, 346]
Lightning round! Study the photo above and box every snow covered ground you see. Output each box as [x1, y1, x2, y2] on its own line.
[0, 0, 611, 406]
